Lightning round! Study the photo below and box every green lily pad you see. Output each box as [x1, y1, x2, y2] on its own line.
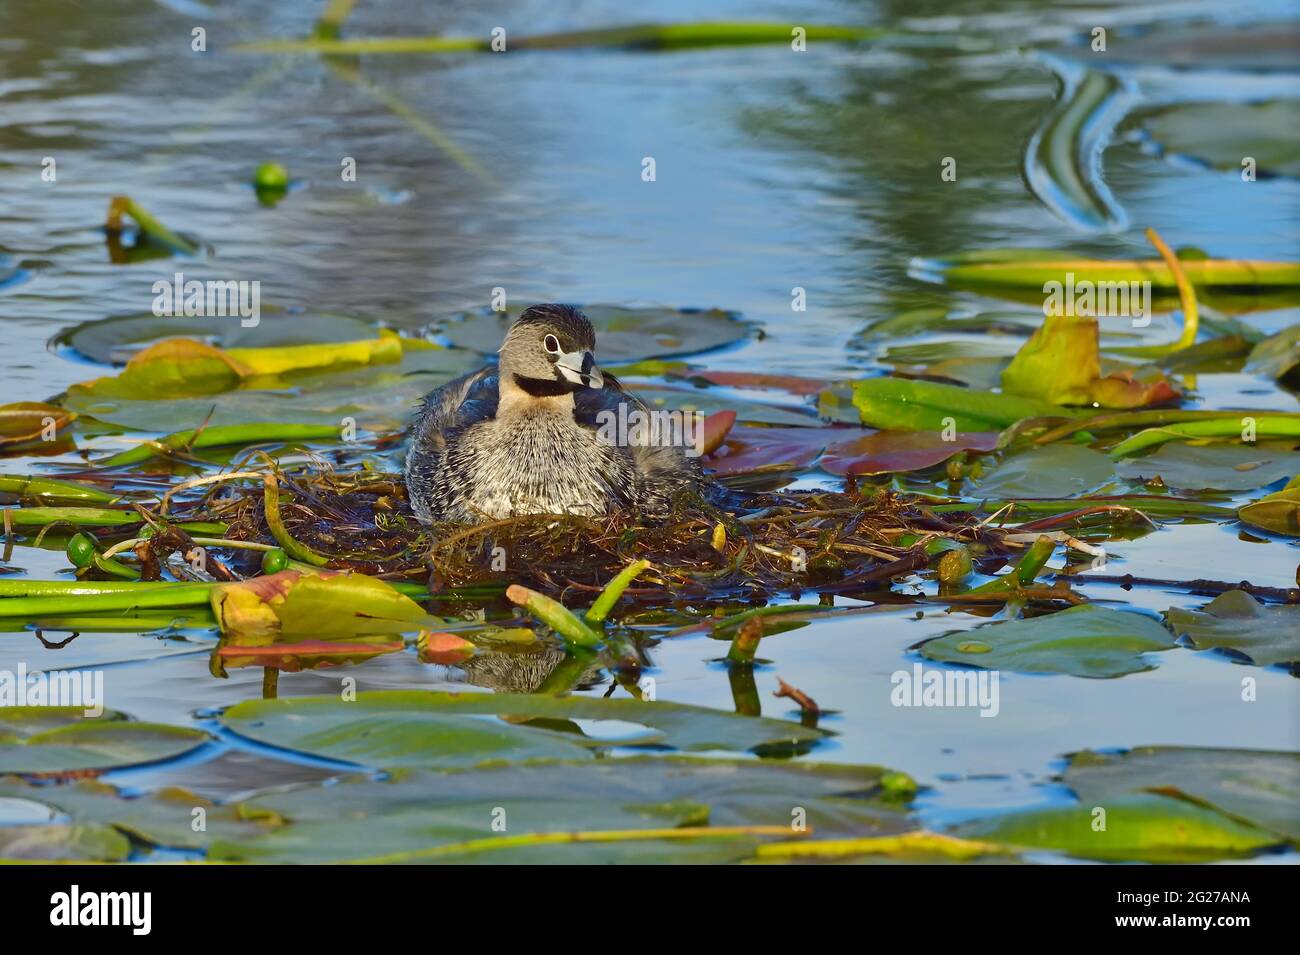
[54, 309, 382, 365]
[1245, 324, 1300, 381]
[1143, 102, 1300, 178]
[220, 690, 824, 768]
[222, 701, 593, 771]
[1116, 440, 1300, 492]
[919, 605, 1177, 678]
[0, 822, 131, 862]
[213, 756, 909, 863]
[442, 305, 750, 361]
[953, 793, 1279, 863]
[1065, 746, 1300, 843]
[1166, 590, 1300, 667]
[842, 377, 1073, 432]
[0, 779, 267, 851]
[0, 755, 889, 863]
[1238, 474, 1300, 535]
[62, 346, 481, 433]
[970, 444, 1116, 499]
[0, 707, 210, 775]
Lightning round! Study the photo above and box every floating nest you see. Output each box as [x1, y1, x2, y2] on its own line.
[199, 464, 1023, 605]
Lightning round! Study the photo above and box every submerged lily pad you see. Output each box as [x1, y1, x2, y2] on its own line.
[953, 792, 1279, 862]
[1166, 590, 1300, 667]
[1115, 441, 1300, 492]
[919, 605, 1177, 678]
[442, 305, 750, 361]
[0, 707, 210, 775]
[1064, 746, 1300, 843]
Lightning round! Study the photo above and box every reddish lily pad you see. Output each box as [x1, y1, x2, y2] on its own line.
[705, 426, 870, 476]
[821, 430, 1000, 476]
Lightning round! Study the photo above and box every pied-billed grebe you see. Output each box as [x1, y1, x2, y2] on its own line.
[406, 304, 707, 524]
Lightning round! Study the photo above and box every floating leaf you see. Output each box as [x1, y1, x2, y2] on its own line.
[1115, 441, 1300, 492]
[841, 378, 1073, 431]
[442, 305, 750, 362]
[1143, 102, 1300, 179]
[0, 708, 209, 775]
[1238, 475, 1300, 536]
[54, 309, 382, 365]
[222, 696, 595, 771]
[953, 793, 1279, 862]
[70, 334, 402, 401]
[211, 571, 434, 642]
[0, 779, 271, 852]
[1245, 324, 1300, 381]
[0, 822, 130, 862]
[0, 402, 74, 447]
[62, 345, 480, 432]
[221, 690, 824, 764]
[1166, 590, 1300, 667]
[971, 444, 1116, 499]
[1065, 746, 1300, 842]
[208, 756, 908, 863]
[820, 429, 1000, 476]
[1001, 313, 1178, 408]
[919, 605, 1177, 678]
[705, 426, 860, 475]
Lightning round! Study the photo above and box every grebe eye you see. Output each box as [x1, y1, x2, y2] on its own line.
[544, 334, 560, 354]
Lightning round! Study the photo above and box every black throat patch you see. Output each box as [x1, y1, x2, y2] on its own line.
[513, 373, 573, 397]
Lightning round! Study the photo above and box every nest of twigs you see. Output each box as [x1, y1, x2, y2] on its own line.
[195, 465, 1023, 604]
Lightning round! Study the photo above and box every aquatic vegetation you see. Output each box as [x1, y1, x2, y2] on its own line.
[104, 195, 201, 258]
[0, 403, 74, 449]
[2, 0, 1297, 871]
[236, 22, 892, 56]
[1166, 590, 1300, 667]
[1238, 475, 1300, 536]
